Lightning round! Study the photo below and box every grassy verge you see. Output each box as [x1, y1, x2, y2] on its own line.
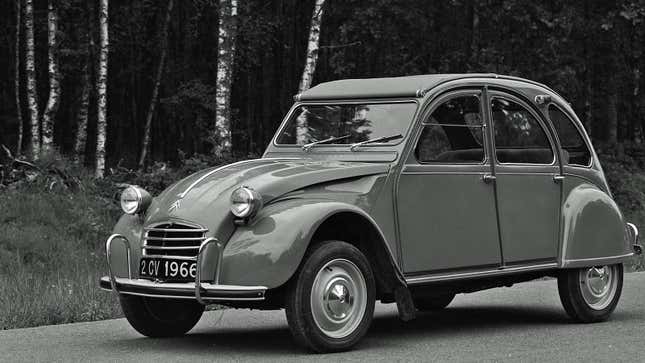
[0, 152, 643, 330]
[0, 183, 122, 330]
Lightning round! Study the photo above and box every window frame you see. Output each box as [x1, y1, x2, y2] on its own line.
[272, 99, 419, 148]
[547, 103, 593, 168]
[488, 94, 558, 167]
[413, 92, 489, 165]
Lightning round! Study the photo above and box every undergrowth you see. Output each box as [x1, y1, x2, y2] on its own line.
[0, 150, 643, 330]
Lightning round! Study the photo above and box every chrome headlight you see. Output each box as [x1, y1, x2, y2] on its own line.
[120, 186, 152, 215]
[230, 186, 262, 218]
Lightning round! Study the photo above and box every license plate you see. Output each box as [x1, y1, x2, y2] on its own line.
[139, 258, 197, 281]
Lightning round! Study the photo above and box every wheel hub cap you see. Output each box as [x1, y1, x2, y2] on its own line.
[325, 280, 353, 319]
[311, 259, 367, 339]
[579, 265, 617, 310]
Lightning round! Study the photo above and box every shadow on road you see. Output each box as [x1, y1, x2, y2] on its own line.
[97, 304, 591, 355]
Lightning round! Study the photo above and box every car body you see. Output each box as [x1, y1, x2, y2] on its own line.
[101, 73, 642, 352]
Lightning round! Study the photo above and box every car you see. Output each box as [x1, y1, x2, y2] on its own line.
[100, 73, 642, 353]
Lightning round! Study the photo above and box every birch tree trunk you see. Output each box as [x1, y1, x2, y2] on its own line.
[96, 0, 109, 178]
[213, 0, 238, 156]
[41, 0, 61, 153]
[139, 0, 174, 169]
[296, 0, 326, 144]
[24, 0, 39, 158]
[15, 0, 23, 155]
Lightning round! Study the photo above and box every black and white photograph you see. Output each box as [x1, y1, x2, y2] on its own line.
[0, 0, 644, 361]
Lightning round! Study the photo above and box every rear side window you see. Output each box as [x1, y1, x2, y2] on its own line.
[548, 105, 591, 166]
[415, 95, 485, 163]
[491, 98, 554, 164]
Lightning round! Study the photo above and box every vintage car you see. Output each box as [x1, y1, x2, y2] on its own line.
[101, 73, 642, 352]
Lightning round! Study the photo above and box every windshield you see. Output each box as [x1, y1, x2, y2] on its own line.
[275, 102, 417, 146]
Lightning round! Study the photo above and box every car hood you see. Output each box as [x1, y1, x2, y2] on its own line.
[143, 158, 390, 239]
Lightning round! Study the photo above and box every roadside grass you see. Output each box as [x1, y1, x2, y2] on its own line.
[0, 152, 644, 330]
[0, 265, 121, 329]
[0, 184, 123, 330]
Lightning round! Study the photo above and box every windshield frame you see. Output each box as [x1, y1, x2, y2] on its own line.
[271, 99, 420, 149]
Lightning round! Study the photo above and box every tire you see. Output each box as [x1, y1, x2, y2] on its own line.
[285, 241, 376, 353]
[119, 295, 204, 337]
[414, 293, 456, 311]
[557, 264, 623, 323]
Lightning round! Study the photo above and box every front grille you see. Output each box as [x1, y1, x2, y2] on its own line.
[143, 222, 207, 258]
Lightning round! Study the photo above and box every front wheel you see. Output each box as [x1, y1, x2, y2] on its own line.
[120, 295, 204, 337]
[557, 264, 623, 323]
[285, 241, 376, 353]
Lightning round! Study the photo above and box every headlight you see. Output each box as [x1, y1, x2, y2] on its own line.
[120, 186, 152, 215]
[230, 186, 262, 218]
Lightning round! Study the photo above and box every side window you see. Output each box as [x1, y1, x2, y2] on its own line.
[415, 95, 485, 163]
[491, 98, 554, 164]
[548, 105, 591, 166]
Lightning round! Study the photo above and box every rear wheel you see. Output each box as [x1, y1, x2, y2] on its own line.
[414, 293, 456, 311]
[285, 241, 376, 353]
[120, 295, 204, 337]
[557, 264, 623, 323]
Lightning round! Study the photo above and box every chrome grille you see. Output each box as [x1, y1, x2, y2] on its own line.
[143, 222, 207, 258]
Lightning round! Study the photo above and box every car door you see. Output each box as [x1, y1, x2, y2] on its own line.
[396, 90, 502, 274]
[488, 92, 561, 266]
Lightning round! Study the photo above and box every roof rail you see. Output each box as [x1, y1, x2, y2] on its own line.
[416, 73, 562, 100]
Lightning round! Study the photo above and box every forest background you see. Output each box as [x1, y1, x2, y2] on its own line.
[1, 0, 645, 329]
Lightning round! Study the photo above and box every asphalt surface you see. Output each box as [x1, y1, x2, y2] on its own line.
[2, 273, 645, 362]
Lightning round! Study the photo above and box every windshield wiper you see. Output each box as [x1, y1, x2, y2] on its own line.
[350, 134, 403, 151]
[302, 134, 351, 152]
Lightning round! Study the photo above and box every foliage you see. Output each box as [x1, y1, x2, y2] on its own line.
[1, 0, 645, 167]
[0, 161, 122, 329]
[107, 151, 248, 194]
[0, 152, 248, 329]
[2, 0, 645, 329]
[600, 154, 645, 270]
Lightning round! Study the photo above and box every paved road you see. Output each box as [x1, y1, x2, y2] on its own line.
[2, 273, 644, 362]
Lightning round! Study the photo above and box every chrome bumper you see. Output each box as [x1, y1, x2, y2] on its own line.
[627, 223, 642, 255]
[99, 276, 266, 301]
[101, 234, 267, 303]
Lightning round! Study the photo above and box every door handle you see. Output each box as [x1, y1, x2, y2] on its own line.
[553, 175, 565, 183]
[482, 174, 496, 184]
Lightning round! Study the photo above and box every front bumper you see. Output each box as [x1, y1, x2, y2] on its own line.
[99, 276, 266, 301]
[101, 233, 267, 303]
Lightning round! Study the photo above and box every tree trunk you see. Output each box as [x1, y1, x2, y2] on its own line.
[41, 0, 60, 153]
[14, 0, 23, 156]
[75, 0, 96, 164]
[139, 0, 174, 169]
[468, 1, 480, 70]
[296, 0, 326, 144]
[633, 67, 641, 144]
[74, 63, 91, 163]
[96, 0, 109, 178]
[24, 0, 39, 159]
[213, 0, 238, 156]
[607, 79, 619, 147]
[582, 1, 593, 139]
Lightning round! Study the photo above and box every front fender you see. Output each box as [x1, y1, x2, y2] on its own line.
[109, 214, 144, 278]
[561, 182, 633, 267]
[219, 199, 392, 288]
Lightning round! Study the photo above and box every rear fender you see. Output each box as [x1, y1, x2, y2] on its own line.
[561, 183, 633, 268]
